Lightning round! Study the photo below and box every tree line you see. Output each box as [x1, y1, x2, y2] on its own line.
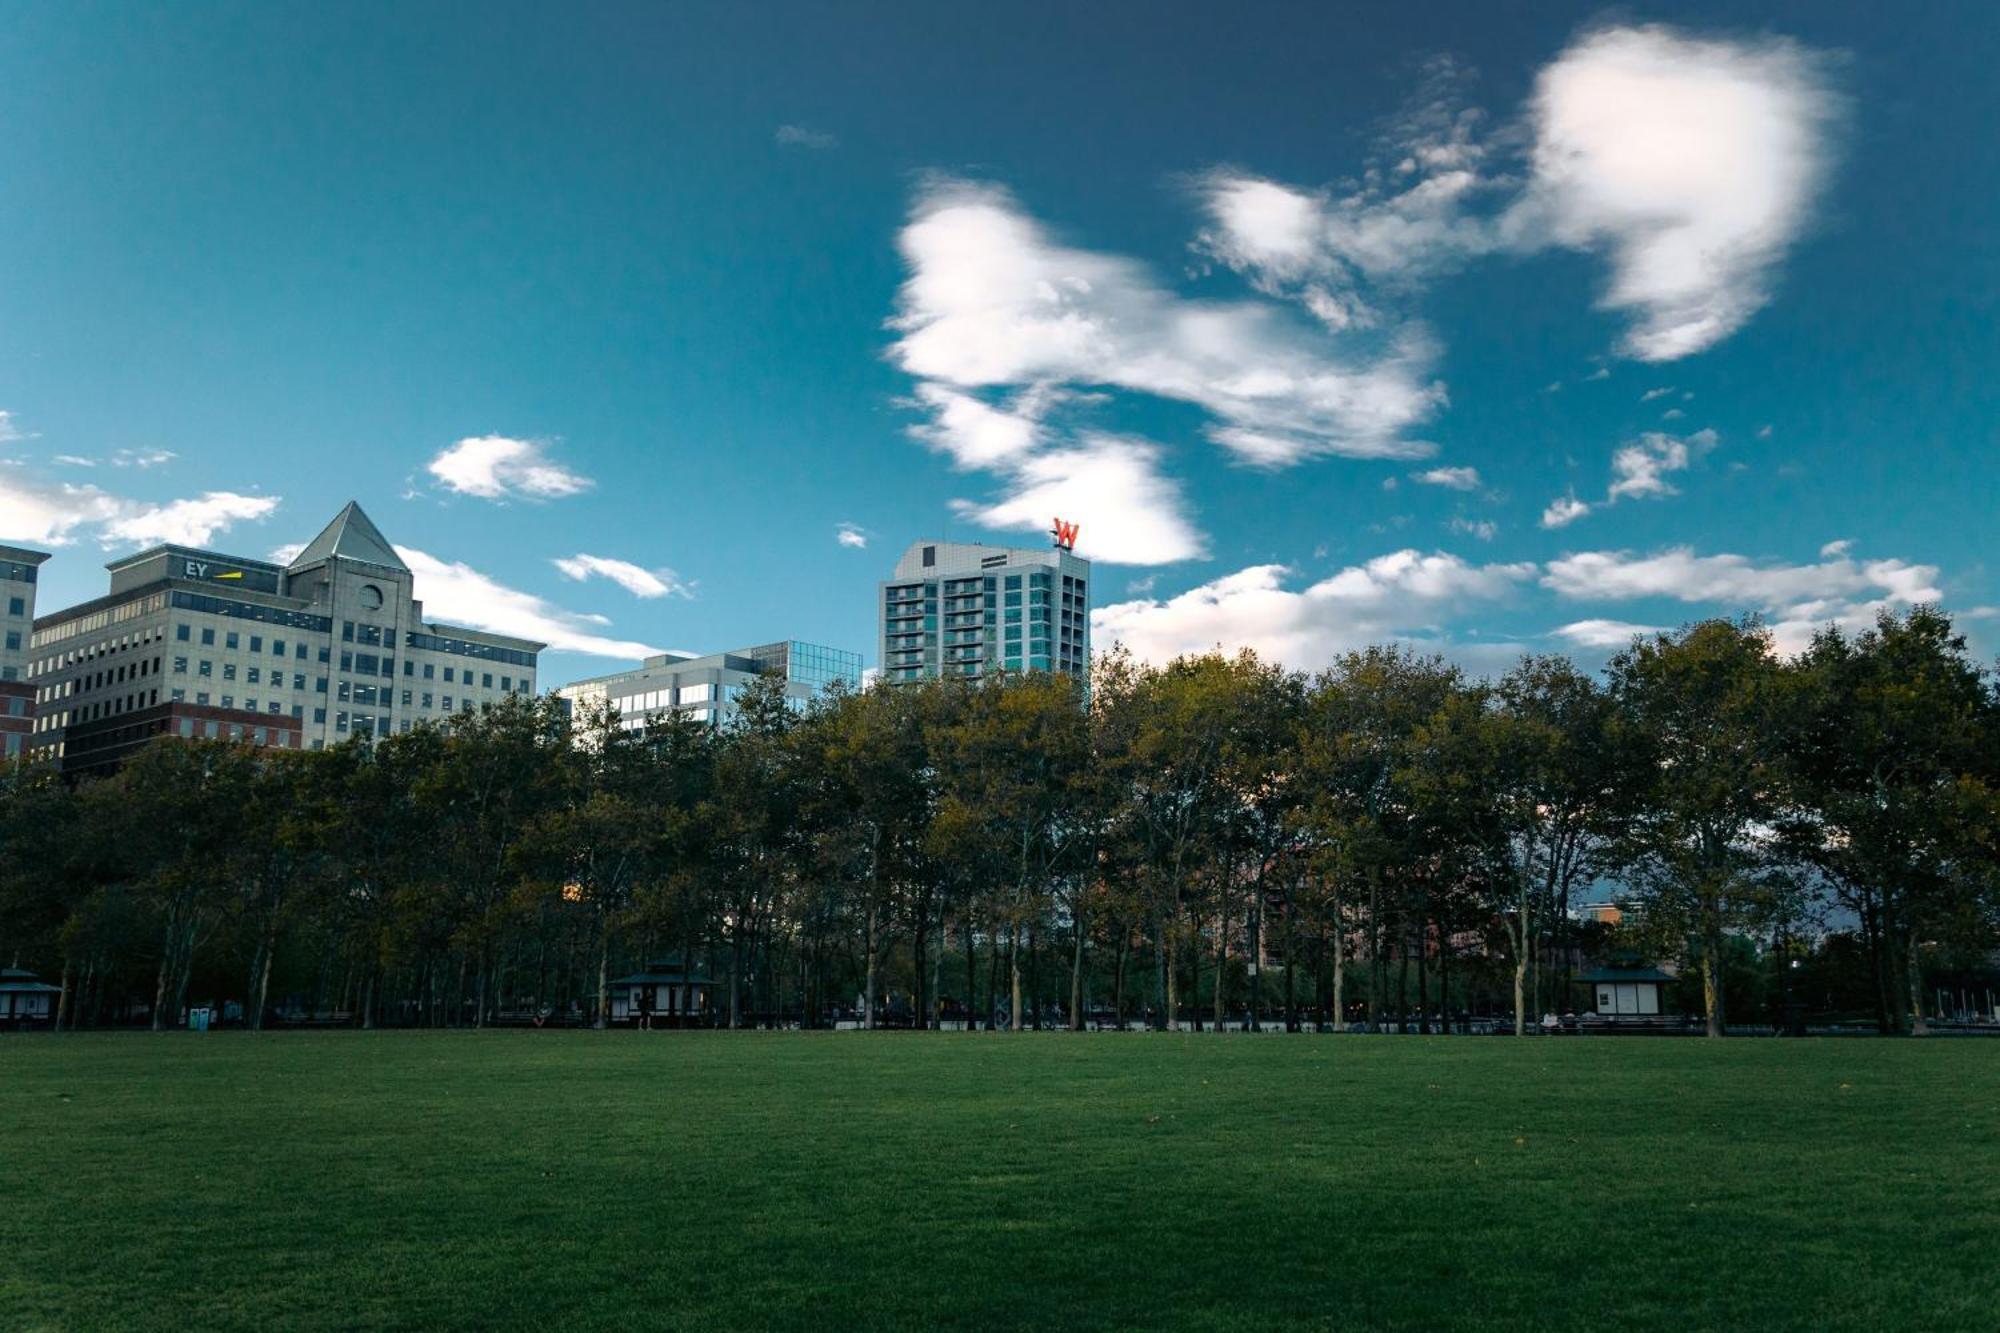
[3, 608, 1996, 1037]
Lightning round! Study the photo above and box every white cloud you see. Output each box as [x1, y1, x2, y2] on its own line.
[400, 547, 657, 659]
[0, 470, 279, 549]
[892, 178, 1447, 470]
[427, 436, 593, 501]
[0, 412, 35, 444]
[1413, 465, 1482, 491]
[1757, 424, 1775, 439]
[1583, 366, 1611, 381]
[1512, 25, 1837, 361]
[1818, 539, 1851, 558]
[906, 382, 1045, 469]
[1640, 386, 1674, 402]
[1541, 492, 1592, 528]
[51, 454, 96, 468]
[1542, 545, 1940, 654]
[1194, 59, 1500, 317]
[1548, 428, 1719, 525]
[1197, 25, 1836, 366]
[112, 448, 176, 469]
[1450, 517, 1498, 541]
[1607, 429, 1715, 501]
[1093, 549, 1533, 667]
[836, 523, 869, 549]
[552, 554, 691, 600]
[951, 434, 1204, 566]
[101, 492, 280, 547]
[1554, 617, 1663, 648]
[1660, 408, 1685, 421]
[775, 124, 837, 149]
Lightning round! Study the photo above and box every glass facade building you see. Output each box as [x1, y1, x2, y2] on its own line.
[877, 540, 1091, 684]
[557, 639, 862, 733]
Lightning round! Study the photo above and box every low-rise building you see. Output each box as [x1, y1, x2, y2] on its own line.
[558, 639, 861, 734]
[27, 502, 543, 773]
[0, 545, 51, 762]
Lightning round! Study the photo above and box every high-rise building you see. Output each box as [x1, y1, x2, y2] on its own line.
[27, 502, 542, 775]
[557, 639, 862, 734]
[0, 544, 51, 762]
[877, 534, 1090, 684]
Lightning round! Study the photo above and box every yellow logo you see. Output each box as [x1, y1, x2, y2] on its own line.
[214, 570, 244, 581]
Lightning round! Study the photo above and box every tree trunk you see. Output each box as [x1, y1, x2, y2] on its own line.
[1009, 921, 1023, 1033]
[249, 926, 276, 1032]
[964, 916, 978, 1033]
[151, 919, 177, 1032]
[1112, 932, 1128, 1027]
[595, 920, 612, 1029]
[863, 902, 879, 1031]
[1701, 917, 1725, 1038]
[1366, 866, 1382, 1029]
[1906, 927, 1929, 1037]
[1068, 907, 1085, 1031]
[1331, 908, 1345, 1033]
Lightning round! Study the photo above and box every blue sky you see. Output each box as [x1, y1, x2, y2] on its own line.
[1, 2, 1993, 684]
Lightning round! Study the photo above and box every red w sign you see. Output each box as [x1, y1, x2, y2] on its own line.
[1050, 518, 1079, 551]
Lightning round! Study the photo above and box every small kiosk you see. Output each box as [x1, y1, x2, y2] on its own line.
[610, 961, 713, 1028]
[0, 966, 61, 1029]
[1579, 966, 1676, 1020]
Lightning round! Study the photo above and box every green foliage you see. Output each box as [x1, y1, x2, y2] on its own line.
[1, 608, 1994, 1036]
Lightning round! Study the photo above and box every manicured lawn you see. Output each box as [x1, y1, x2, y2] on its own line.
[1, 1033, 1995, 1331]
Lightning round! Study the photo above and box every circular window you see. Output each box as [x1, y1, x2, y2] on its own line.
[357, 584, 385, 611]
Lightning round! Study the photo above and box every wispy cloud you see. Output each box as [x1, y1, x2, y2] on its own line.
[1543, 544, 1938, 654]
[1540, 492, 1592, 529]
[1412, 465, 1482, 491]
[775, 124, 837, 149]
[401, 546, 657, 659]
[1094, 550, 1534, 667]
[0, 469, 279, 548]
[1553, 618, 1664, 648]
[427, 435, 593, 501]
[1195, 24, 1838, 364]
[893, 178, 1445, 472]
[112, 448, 176, 468]
[1542, 427, 1718, 525]
[835, 522, 869, 549]
[552, 553, 692, 599]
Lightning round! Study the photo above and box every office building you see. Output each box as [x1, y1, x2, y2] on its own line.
[27, 502, 542, 775]
[557, 639, 861, 733]
[0, 544, 51, 761]
[877, 534, 1090, 683]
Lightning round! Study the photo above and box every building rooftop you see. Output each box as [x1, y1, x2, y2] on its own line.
[287, 501, 407, 572]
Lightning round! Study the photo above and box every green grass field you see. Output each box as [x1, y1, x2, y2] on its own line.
[2, 1033, 1996, 1331]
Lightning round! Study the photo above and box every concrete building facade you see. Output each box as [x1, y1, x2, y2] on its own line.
[877, 538, 1090, 684]
[28, 502, 542, 774]
[557, 640, 861, 734]
[0, 544, 51, 761]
